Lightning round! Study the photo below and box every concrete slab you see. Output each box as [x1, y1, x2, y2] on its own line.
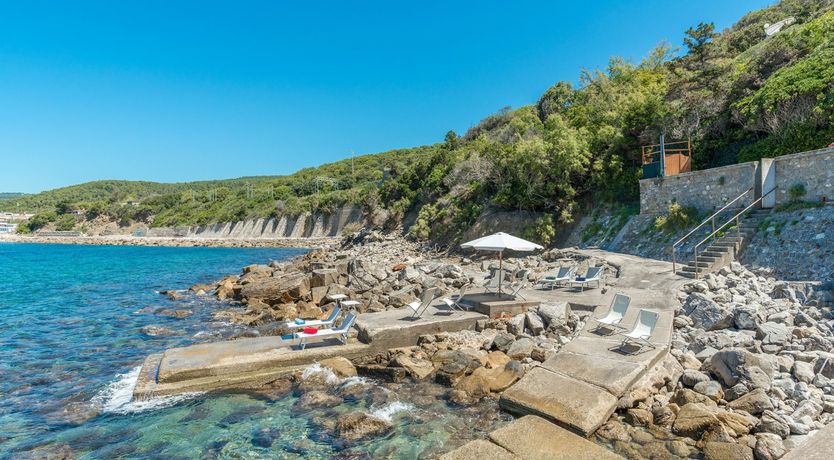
[782, 422, 834, 460]
[439, 439, 518, 460]
[354, 305, 484, 349]
[461, 293, 540, 317]
[541, 352, 646, 396]
[489, 415, 623, 460]
[560, 336, 668, 368]
[499, 367, 619, 436]
[135, 340, 372, 398]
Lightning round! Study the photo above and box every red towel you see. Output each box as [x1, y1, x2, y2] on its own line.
[302, 327, 318, 334]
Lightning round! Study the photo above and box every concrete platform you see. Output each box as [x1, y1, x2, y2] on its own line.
[354, 305, 485, 349]
[782, 422, 834, 460]
[439, 439, 518, 460]
[460, 293, 540, 317]
[135, 338, 372, 398]
[500, 367, 619, 436]
[489, 415, 623, 460]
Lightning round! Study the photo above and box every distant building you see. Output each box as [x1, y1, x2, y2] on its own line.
[0, 223, 18, 233]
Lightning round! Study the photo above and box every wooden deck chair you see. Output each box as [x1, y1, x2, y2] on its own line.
[407, 287, 441, 318]
[618, 309, 658, 354]
[296, 312, 356, 350]
[591, 293, 630, 334]
[442, 284, 470, 312]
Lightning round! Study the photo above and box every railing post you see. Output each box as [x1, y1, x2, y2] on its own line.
[672, 247, 677, 274]
[694, 245, 699, 280]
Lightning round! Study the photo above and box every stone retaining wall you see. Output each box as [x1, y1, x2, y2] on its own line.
[639, 162, 758, 215]
[640, 147, 834, 215]
[772, 147, 834, 206]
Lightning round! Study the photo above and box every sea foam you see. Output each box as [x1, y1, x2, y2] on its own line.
[92, 366, 202, 414]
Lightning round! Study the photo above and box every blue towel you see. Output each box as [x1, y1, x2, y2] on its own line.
[575, 276, 586, 281]
[281, 334, 294, 340]
[294, 318, 305, 325]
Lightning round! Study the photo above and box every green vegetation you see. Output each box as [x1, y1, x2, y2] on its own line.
[0, 193, 26, 202]
[654, 203, 700, 234]
[4, 1, 833, 243]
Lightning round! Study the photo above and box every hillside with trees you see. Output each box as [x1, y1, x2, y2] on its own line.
[6, 0, 834, 241]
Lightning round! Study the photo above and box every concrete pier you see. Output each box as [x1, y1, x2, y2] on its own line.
[134, 305, 486, 399]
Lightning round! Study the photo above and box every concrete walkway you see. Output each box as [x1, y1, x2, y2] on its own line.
[499, 249, 683, 436]
[782, 422, 834, 460]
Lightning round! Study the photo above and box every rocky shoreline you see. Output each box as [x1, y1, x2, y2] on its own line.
[156, 228, 834, 459]
[0, 233, 337, 249]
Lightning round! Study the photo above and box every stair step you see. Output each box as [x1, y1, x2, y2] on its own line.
[681, 265, 709, 273]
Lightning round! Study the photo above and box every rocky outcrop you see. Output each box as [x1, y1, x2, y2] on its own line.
[148, 206, 366, 239]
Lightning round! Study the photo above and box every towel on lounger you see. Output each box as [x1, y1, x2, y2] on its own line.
[575, 276, 586, 281]
[294, 318, 305, 325]
[303, 327, 318, 334]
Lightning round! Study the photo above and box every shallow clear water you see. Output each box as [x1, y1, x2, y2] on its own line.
[0, 243, 509, 459]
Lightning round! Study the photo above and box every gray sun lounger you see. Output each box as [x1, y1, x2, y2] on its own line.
[284, 307, 341, 331]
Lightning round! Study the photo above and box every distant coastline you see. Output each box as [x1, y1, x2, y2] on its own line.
[0, 233, 336, 249]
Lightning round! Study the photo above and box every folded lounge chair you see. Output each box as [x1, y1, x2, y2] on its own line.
[442, 284, 470, 312]
[591, 293, 630, 334]
[617, 309, 658, 354]
[284, 307, 341, 331]
[508, 280, 528, 300]
[536, 266, 575, 290]
[407, 287, 441, 318]
[296, 312, 356, 350]
[569, 266, 604, 291]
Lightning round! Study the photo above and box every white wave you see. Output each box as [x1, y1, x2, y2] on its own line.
[301, 363, 342, 385]
[371, 401, 414, 422]
[92, 366, 203, 414]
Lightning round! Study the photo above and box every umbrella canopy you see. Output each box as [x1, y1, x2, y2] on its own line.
[461, 232, 543, 296]
[461, 232, 543, 252]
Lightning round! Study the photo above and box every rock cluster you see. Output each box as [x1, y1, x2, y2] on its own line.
[608, 261, 834, 460]
[351, 303, 585, 403]
[199, 229, 613, 335]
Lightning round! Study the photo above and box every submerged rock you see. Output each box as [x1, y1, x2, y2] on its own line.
[335, 412, 392, 442]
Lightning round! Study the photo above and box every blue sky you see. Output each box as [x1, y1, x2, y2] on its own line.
[1, 0, 771, 193]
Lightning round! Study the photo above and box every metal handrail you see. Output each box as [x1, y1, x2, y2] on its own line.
[671, 187, 753, 274]
[690, 186, 777, 279]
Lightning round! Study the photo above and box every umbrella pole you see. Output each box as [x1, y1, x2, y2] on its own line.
[498, 251, 503, 297]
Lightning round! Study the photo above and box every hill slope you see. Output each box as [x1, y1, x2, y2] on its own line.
[7, 0, 834, 241]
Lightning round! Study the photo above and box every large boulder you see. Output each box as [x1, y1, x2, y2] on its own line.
[506, 337, 534, 360]
[319, 357, 357, 378]
[684, 293, 734, 331]
[756, 322, 791, 346]
[455, 361, 524, 398]
[710, 349, 775, 390]
[726, 388, 773, 415]
[239, 272, 310, 304]
[536, 302, 570, 327]
[672, 403, 721, 439]
[393, 354, 434, 380]
[524, 311, 545, 335]
[703, 442, 754, 460]
[310, 269, 339, 288]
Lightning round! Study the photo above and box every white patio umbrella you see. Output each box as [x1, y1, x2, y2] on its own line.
[461, 232, 543, 296]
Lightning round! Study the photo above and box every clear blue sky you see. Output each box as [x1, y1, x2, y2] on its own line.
[1, 0, 772, 193]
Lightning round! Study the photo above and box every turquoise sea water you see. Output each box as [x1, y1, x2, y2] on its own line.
[0, 243, 509, 459]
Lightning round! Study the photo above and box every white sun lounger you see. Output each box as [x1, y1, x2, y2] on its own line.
[537, 266, 575, 290]
[284, 307, 341, 331]
[569, 266, 604, 291]
[407, 287, 441, 318]
[296, 312, 356, 350]
[618, 309, 659, 354]
[591, 293, 630, 334]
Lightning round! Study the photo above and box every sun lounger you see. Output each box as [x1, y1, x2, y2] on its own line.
[617, 309, 658, 354]
[591, 293, 630, 334]
[442, 284, 470, 312]
[296, 312, 356, 350]
[284, 307, 341, 331]
[508, 280, 528, 300]
[407, 287, 441, 318]
[536, 266, 575, 290]
[569, 266, 604, 291]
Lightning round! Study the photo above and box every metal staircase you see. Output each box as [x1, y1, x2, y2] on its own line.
[672, 187, 777, 279]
